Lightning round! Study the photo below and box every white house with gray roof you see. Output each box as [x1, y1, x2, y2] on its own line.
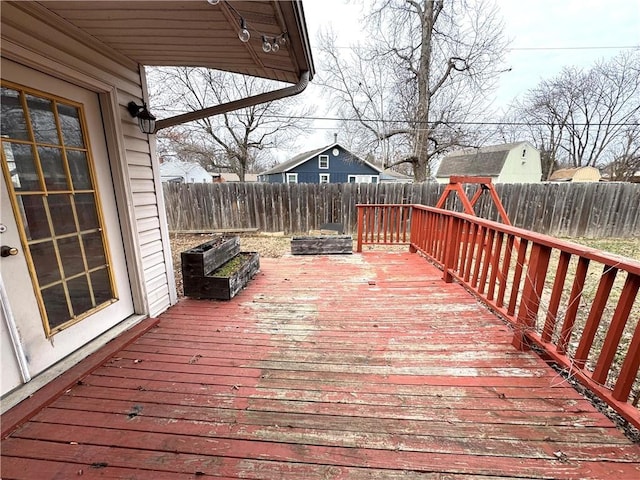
[435, 142, 542, 184]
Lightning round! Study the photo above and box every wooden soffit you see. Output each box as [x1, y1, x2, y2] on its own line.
[21, 0, 315, 84]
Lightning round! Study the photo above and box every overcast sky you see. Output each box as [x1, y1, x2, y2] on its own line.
[294, 0, 640, 149]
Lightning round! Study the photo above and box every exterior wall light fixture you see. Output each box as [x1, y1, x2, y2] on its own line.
[127, 101, 157, 134]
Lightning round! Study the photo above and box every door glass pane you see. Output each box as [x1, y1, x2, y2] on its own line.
[30, 241, 61, 286]
[68, 276, 93, 315]
[91, 269, 112, 305]
[38, 146, 68, 190]
[1, 84, 116, 335]
[48, 194, 76, 235]
[75, 193, 99, 230]
[42, 284, 70, 329]
[68, 150, 91, 190]
[57, 103, 84, 148]
[83, 231, 106, 269]
[19, 195, 51, 241]
[26, 95, 59, 145]
[3, 143, 40, 191]
[58, 236, 85, 277]
[1, 87, 29, 140]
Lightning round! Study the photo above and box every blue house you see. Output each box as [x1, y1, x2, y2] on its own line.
[258, 142, 382, 184]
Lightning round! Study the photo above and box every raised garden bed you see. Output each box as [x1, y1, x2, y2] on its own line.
[181, 235, 260, 300]
[183, 251, 260, 300]
[181, 235, 240, 278]
[291, 235, 353, 255]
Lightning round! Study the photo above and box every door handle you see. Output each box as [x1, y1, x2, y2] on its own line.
[1, 246, 19, 257]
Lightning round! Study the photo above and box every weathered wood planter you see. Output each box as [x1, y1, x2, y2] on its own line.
[291, 235, 353, 255]
[183, 252, 260, 300]
[181, 236, 259, 300]
[181, 235, 240, 277]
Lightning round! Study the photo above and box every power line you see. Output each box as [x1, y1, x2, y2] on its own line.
[332, 44, 639, 51]
[263, 114, 639, 127]
[509, 45, 639, 51]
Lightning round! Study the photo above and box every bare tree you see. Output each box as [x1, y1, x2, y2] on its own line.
[148, 67, 314, 181]
[511, 51, 640, 173]
[317, 0, 508, 181]
[606, 122, 640, 181]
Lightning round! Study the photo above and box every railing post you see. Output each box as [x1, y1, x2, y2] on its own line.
[409, 206, 418, 253]
[442, 215, 456, 283]
[356, 206, 364, 253]
[512, 243, 551, 351]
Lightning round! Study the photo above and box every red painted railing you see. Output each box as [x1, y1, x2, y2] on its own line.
[356, 204, 412, 252]
[356, 203, 640, 428]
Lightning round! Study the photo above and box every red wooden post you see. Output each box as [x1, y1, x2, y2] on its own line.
[442, 215, 457, 283]
[512, 243, 551, 351]
[541, 252, 571, 342]
[593, 274, 640, 385]
[470, 226, 486, 289]
[507, 239, 528, 316]
[496, 235, 514, 308]
[487, 231, 504, 301]
[409, 206, 418, 252]
[573, 266, 618, 369]
[486, 182, 512, 226]
[478, 229, 495, 294]
[462, 223, 477, 282]
[557, 257, 590, 355]
[613, 300, 640, 401]
[356, 206, 364, 252]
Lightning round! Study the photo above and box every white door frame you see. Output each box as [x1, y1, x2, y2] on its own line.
[0, 47, 152, 402]
[1, 41, 147, 315]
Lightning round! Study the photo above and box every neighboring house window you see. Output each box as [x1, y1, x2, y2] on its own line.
[349, 175, 379, 183]
[286, 173, 298, 183]
[319, 173, 330, 183]
[319, 155, 329, 169]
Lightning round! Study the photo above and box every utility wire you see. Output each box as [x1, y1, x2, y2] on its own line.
[261, 114, 639, 127]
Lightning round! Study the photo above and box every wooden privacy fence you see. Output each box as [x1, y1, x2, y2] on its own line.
[163, 181, 640, 238]
[357, 203, 640, 428]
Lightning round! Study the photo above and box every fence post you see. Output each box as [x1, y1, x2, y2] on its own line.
[356, 206, 364, 253]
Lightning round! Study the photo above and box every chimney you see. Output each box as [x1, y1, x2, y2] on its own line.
[334, 133, 338, 144]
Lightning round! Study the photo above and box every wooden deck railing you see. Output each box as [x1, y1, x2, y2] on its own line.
[356, 203, 640, 428]
[356, 204, 412, 252]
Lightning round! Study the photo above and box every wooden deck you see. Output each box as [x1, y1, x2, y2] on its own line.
[2, 252, 639, 479]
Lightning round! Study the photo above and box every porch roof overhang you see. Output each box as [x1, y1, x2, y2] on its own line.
[18, 1, 315, 130]
[34, 0, 315, 85]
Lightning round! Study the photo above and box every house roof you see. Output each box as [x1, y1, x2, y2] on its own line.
[548, 166, 602, 182]
[159, 161, 211, 178]
[380, 170, 413, 182]
[24, 1, 314, 84]
[260, 143, 384, 176]
[436, 142, 531, 178]
[213, 173, 258, 182]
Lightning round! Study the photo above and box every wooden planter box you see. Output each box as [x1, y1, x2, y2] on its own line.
[291, 235, 353, 255]
[181, 235, 240, 278]
[184, 252, 260, 300]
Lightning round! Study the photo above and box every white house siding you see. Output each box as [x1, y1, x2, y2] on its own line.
[496, 143, 542, 183]
[1, 3, 176, 319]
